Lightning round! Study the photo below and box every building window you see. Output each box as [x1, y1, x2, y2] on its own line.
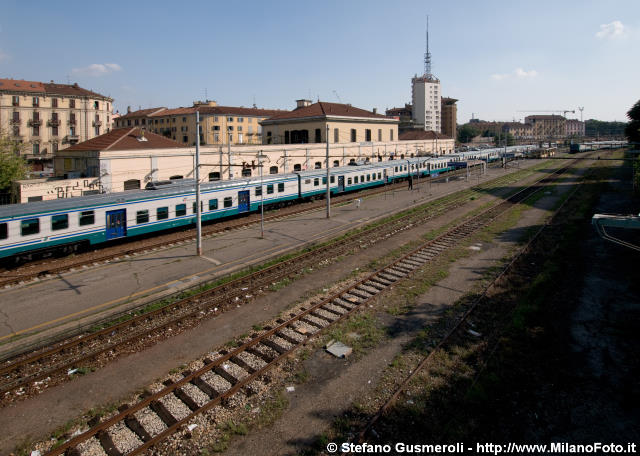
[238, 133, 243, 144]
[95, 127, 100, 136]
[351, 129, 356, 142]
[237, 117, 244, 122]
[227, 116, 233, 122]
[315, 128, 321, 143]
[33, 97, 39, 107]
[333, 160, 339, 167]
[214, 133, 220, 142]
[13, 111, 19, 122]
[314, 161, 321, 169]
[157, 207, 169, 220]
[241, 168, 251, 177]
[94, 101, 99, 109]
[214, 116, 219, 121]
[213, 125, 220, 131]
[378, 129, 382, 141]
[33, 143, 40, 154]
[52, 142, 58, 153]
[12, 95, 19, 106]
[170, 175, 183, 180]
[293, 164, 302, 171]
[269, 166, 278, 174]
[334, 128, 339, 143]
[390, 129, 394, 141]
[124, 179, 141, 190]
[52, 127, 58, 136]
[70, 99, 75, 108]
[12, 126, 19, 136]
[183, 135, 188, 143]
[52, 98, 58, 108]
[237, 126, 242, 132]
[209, 172, 220, 181]
[365, 129, 372, 141]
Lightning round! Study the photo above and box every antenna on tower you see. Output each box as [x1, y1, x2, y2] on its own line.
[424, 15, 432, 77]
[578, 106, 584, 122]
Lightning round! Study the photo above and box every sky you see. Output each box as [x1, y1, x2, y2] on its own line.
[1, 0, 638, 123]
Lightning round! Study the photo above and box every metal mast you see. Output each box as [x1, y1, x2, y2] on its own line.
[424, 15, 432, 77]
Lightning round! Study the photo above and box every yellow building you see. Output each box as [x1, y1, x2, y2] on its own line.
[260, 100, 399, 145]
[0, 78, 113, 173]
[113, 101, 284, 146]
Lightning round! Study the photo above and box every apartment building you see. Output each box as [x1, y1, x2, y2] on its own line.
[441, 97, 457, 139]
[0, 78, 113, 172]
[113, 101, 284, 146]
[565, 119, 585, 137]
[524, 115, 567, 139]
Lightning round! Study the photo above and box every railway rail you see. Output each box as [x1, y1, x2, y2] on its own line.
[0, 165, 485, 289]
[348, 158, 593, 449]
[0, 160, 556, 404]
[42, 159, 577, 456]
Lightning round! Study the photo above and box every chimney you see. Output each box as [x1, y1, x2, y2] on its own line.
[295, 99, 312, 109]
[127, 106, 131, 114]
[373, 108, 377, 114]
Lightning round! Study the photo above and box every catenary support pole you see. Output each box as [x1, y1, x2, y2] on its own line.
[326, 124, 331, 218]
[195, 111, 202, 256]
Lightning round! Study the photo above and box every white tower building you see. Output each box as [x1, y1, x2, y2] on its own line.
[411, 17, 441, 132]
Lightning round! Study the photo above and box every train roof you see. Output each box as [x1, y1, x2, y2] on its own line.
[0, 174, 296, 219]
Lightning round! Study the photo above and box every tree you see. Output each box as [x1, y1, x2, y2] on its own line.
[625, 99, 640, 143]
[0, 131, 29, 193]
[457, 124, 479, 143]
[493, 132, 515, 146]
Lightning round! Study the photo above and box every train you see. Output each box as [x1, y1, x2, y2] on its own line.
[569, 140, 627, 153]
[0, 156, 460, 261]
[447, 144, 538, 168]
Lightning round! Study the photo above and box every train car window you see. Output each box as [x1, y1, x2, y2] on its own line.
[51, 214, 69, 231]
[314, 178, 319, 187]
[0, 223, 7, 240]
[21, 218, 39, 236]
[136, 210, 149, 224]
[192, 202, 203, 213]
[278, 183, 285, 192]
[209, 199, 218, 210]
[378, 172, 381, 179]
[330, 176, 335, 184]
[176, 204, 187, 217]
[404, 165, 407, 171]
[347, 178, 352, 185]
[223, 197, 232, 208]
[255, 186, 262, 196]
[305, 179, 311, 184]
[322, 176, 327, 185]
[394, 166, 398, 172]
[367, 174, 371, 182]
[354, 176, 359, 184]
[267, 184, 274, 194]
[157, 207, 169, 220]
[79, 210, 95, 226]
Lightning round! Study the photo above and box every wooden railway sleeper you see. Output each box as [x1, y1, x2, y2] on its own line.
[331, 298, 355, 310]
[260, 338, 289, 355]
[118, 404, 153, 443]
[299, 316, 325, 329]
[393, 264, 414, 273]
[245, 346, 277, 363]
[309, 310, 335, 322]
[363, 281, 386, 291]
[350, 289, 372, 300]
[370, 276, 393, 286]
[97, 429, 123, 456]
[213, 365, 240, 386]
[150, 400, 178, 427]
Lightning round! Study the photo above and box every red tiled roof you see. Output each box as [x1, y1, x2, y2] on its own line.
[0, 78, 111, 99]
[399, 130, 452, 141]
[149, 107, 197, 116]
[65, 128, 183, 152]
[118, 107, 168, 119]
[196, 105, 286, 117]
[263, 102, 394, 122]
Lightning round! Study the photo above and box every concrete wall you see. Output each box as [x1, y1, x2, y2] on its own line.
[261, 119, 398, 145]
[13, 176, 104, 203]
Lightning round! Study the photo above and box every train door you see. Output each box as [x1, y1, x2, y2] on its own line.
[238, 190, 250, 213]
[338, 176, 345, 193]
[383, 169, 388, 183]
[105, 209, 127, 240]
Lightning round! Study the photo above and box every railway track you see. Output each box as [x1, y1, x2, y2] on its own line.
[0, 167, 479, 289]
[347, 158, 593, 449]
[0, 161, 550, 401]
[42, 159, 576, 456]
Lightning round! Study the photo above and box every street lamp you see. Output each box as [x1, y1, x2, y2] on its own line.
[257, 152, 268, 238]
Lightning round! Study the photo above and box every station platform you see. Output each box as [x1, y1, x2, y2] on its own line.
[0, 161, 540, 356]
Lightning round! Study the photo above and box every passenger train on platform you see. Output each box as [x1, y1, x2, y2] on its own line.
[0, 157, 454, 260]
[0, 146, 539, 261]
